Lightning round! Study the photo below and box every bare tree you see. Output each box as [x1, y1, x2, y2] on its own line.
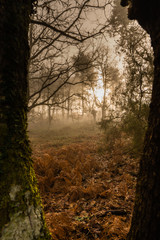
[28, 0, 112, 113]
[95, 47, 120, 120]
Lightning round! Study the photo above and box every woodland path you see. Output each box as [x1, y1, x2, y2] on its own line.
[29, 122, 138, 240]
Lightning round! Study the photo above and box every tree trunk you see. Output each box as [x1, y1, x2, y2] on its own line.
[48, 105, 52, 129]
[102, 81, 107, 120]
[0, 1, 51, 239]
[123, 1, 160, 239]
[127, 32, 160, 240]
[67, 93, 71, 119]
[81, 84, 85, 116]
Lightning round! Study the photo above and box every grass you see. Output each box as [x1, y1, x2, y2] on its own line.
[29, 121, 102, 147]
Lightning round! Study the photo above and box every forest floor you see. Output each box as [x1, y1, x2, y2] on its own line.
[29, 121, 139, 240]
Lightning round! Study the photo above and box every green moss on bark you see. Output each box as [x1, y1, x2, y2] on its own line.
[0, 1, 51, 239]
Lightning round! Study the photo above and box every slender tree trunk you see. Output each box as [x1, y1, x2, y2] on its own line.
[127, 28, 160, 240]
[48, 105, 53, 129]
[102, 80, 107, 120]
[0, 1, 51, 239]
[81, 84, 85, 116]
[67, 93, 70, 119]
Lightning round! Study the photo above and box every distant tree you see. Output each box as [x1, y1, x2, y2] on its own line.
[121, 0, 160, 239]
[0, 1, 51, 239]
[109, 0, 153, 154]
[28, 0, 111, 111]
[72, 49, 98, 116]
[120, 26, 153, 154]
[110, 0, 153, 107]
[95, 47, 120, 120]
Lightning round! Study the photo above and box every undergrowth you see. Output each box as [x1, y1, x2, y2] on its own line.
[31, 124, 139, 240]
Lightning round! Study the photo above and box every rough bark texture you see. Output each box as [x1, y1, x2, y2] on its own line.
[120, 1, 160, 239]
[127, 37, 160, 240]
[0, 1, 51, 239]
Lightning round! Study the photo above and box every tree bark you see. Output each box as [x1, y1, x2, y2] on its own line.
[127, 35, 160, 240]
[0, 1, 51, 239]
[120, 0, 160, 239]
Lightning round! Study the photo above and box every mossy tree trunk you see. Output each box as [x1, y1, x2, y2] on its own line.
[120, 0, 160, 239]
[0, 1, 51, 239]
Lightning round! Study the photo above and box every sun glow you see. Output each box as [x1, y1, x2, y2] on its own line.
[94, 75, 111, 103]
[94, 75, 104, 102]
[88, 73, 112, 104]
[94, 87, 104, 102]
